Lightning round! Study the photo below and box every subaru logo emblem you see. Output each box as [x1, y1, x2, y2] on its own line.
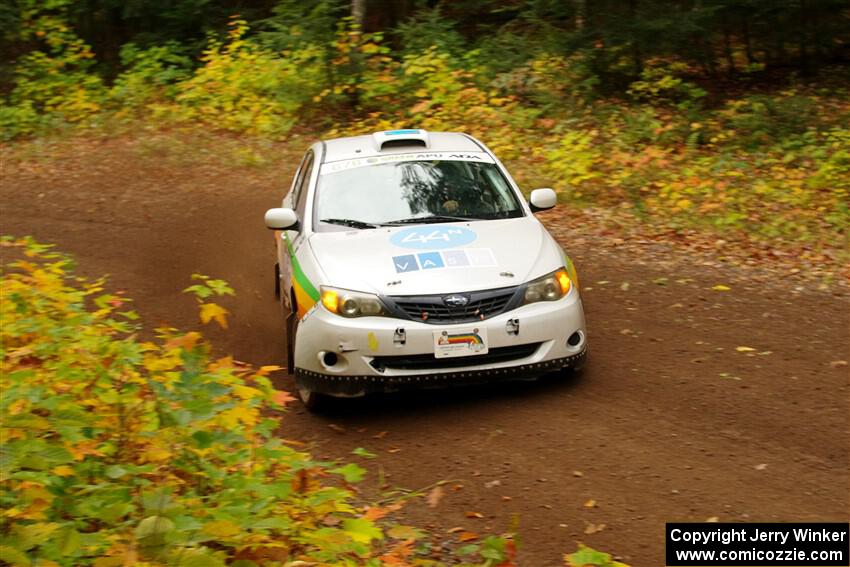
[443, 294, 470, 308]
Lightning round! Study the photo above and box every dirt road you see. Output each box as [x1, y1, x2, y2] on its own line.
[2, 133, 848, 565]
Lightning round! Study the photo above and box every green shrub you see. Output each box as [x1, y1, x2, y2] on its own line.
[627, 61, 707, 110]
[174, 19, 325, 136]
[717, 90, 819, 148]
[1, 237, 538, 567]
[110, 43, 193, 110]
[4, 8, 107, 136]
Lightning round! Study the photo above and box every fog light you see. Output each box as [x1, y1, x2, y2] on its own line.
[322, 351, 338, 367]
[567, 331, 583, 347]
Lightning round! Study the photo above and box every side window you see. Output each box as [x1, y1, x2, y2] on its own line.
[295, 152, 314, 217]
[289, 152, 309, 205]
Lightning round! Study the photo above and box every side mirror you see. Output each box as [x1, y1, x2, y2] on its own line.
[529, 188, 557, 212]
[265, 208, 299, 230]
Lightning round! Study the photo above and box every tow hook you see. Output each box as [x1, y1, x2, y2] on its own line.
[393, 327, 406, 346]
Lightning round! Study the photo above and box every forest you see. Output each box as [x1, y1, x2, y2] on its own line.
[1, 2, 849, 566]
[2, 0, 849, 257]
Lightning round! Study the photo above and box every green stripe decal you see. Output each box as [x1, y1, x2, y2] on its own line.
[284, 235, 320, 301]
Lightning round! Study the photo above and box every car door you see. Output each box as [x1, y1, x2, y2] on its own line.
[279, 150, 315, 312]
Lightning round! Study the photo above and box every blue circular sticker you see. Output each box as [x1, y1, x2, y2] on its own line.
[390, 226, 477, 250]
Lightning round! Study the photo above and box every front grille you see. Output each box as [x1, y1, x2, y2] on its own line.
[385, 285, 520, 324]
[371, 342, 541, 371]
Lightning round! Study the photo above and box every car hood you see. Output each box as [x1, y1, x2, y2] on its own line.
[307, 217, 563, 296]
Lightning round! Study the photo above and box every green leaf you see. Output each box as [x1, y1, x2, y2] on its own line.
[386, 525, 424, 540]
[56, 526, 81, 556]
[142, 488, 177, 514]
[39, 445, 73, 464]
[105, 465, 127, 479]
[98, 501, 135, 523]
[330, 463, 365, 483]
[191, 430, 214, 448]
[341, 518, 383, 544]
[480, 536, 508, 561]
[251, 517, 292, 531]
[172, 548, 226, 567]
[0, 545, 30, 566]
[183, 284, 213, 298]
[207, 279, 234, 296]
[456, 543, 480, 556]
[566, 545, 615, 567]
[352, 447, 376, 459]
[135, 515, 175, 546]
[12, 522, 59, 551]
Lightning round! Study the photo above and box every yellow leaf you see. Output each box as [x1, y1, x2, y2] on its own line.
[584, 522, 606, 534]
[736, 346, 756, 352]
[203, 520, 241, 538]
[199, 302, 229, 329]
[144, 353, 181, 372]
[220, 405, 258, 428]
[712, 284, 731, 291]
[165, 332, 201, 350]
[232, 384, 260, 400]
[143, 447, 172, 462]
[52, 465, 75, 477]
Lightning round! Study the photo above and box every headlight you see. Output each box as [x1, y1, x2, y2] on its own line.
[522, 268, 572, 304]
[320, 286, 386, 317]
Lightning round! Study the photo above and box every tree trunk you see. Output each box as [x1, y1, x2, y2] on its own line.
[722, 13, 736, 74]
[798, 0, 811, 75]
[629, 0, 643, 75]
[742, 16, 755, 65]
[351, 0, 366, 30]
[574, 0, 586, 31]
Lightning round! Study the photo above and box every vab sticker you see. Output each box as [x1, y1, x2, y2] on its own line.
[390, 226, 477, 250]
[391, 248, 496, 273]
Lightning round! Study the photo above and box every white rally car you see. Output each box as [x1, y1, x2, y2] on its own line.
[265, 129, 587, 410]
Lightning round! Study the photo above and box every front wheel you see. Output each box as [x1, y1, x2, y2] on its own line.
[287, 302, 330, 412]
[295, 381, 330, 412]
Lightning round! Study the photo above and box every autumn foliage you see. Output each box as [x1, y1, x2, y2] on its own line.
[0, 237, 541, 566]
[3, 7, 848, 267]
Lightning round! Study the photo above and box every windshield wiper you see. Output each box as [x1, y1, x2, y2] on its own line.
[320, 218, 379, 229]
[384, 214, 481, 225]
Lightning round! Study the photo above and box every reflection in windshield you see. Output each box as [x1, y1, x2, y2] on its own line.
[315, 160, 523, 228]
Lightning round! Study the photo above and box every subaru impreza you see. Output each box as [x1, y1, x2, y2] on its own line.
[265, 129, 587, 410]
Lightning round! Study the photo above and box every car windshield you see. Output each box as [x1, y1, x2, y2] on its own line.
[315, 158, 524, 228]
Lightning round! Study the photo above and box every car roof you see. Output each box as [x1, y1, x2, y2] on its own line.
[321, 130, 487, 163]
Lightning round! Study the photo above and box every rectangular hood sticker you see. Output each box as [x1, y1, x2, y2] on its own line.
[392, 248, 496, 273]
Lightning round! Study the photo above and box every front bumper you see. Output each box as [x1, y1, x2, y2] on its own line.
[296, 349, 586, 395]
[294, 288, 586, 396]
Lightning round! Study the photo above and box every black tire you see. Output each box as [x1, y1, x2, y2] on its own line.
[560, 350, 588, 378]
[287, 297, 330, 412]
[295, 381, 330, 412]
